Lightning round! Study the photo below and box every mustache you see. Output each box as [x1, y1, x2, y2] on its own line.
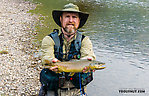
[66, 23, 75, 26]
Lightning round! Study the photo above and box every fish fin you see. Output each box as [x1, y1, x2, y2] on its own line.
[44, 60, 52, 65]
[69, 72, 75, 76]
[56, 71, 61, 74]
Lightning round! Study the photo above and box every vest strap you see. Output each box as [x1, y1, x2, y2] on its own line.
[75, 31, 82, 51]
[49, 29, 60, 53]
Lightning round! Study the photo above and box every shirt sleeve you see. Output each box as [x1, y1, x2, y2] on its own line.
[41, 36, 55, 65]
[80, 36, 96, 60]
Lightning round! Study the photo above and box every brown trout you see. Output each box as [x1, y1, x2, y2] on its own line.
[44, 59, 106, 73]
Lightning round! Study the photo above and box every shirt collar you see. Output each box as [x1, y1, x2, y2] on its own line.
[60, 29, 78, 43]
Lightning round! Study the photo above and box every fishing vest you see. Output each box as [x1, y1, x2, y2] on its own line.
[48, 29, 93, 88]
[48, 29, 85, 61]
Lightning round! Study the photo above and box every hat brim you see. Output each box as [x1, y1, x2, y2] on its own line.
[52, 10, 89, 28]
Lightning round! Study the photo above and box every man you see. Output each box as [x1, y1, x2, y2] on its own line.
[39, 3, 96, 96]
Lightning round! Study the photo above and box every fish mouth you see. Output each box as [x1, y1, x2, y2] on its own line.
[95, 64, 106, 70]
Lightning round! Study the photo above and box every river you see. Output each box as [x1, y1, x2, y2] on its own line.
[29, 0, 149, 95]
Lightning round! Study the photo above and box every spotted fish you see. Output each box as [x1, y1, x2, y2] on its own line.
[44, 59, 106, 73]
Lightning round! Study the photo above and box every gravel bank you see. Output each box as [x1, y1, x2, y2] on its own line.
[0, 0, 41, 95]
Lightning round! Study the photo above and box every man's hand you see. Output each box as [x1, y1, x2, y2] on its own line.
[49, 58, 60, 72]
[82, 57, 95, 73]
[50, 66, 58, 72]
[52, 58, 60, 63]
[87, 57, 92, 61]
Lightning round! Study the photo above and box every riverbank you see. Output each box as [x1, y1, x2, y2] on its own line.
[0, 0, 41, 95]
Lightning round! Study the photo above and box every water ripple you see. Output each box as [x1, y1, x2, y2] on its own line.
[130, 64, 145, 70]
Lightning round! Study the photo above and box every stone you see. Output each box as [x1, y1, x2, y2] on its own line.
[0, 0, 40, 95]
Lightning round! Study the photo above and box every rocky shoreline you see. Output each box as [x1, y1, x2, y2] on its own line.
[0, 0, 41, 95]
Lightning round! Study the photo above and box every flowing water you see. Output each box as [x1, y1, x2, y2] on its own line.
[29, 0, 149, 95]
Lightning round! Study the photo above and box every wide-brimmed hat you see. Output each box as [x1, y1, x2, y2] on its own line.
[52, 3, 89, 28]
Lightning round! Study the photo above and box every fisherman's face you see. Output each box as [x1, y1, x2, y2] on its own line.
[60, 12, 80, 34]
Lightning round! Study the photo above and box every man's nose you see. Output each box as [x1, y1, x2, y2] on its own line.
[69, 17, 73, 22]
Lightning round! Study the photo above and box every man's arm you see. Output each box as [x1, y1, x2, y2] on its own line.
[41, 36, 55, 65]
[80, 36, 96, 60]
[80, 36, 96, 72]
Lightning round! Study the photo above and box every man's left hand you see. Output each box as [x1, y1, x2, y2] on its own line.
[87, 57, 92, 61]
[82, 57, 95, 73]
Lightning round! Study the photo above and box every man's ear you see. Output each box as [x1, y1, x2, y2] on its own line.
[60, 16, 62, 23]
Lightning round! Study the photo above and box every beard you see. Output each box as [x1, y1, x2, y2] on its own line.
[63, 24, 77, 34]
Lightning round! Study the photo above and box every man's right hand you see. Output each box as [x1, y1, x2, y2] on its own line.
[49, 58, 60, 72]
[52, 58, 60, 63]
[50, 66, 58, 72]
